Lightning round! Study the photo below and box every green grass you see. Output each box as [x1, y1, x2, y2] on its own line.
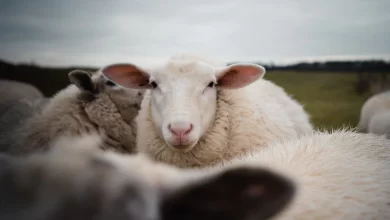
[264, 71, 371, 131]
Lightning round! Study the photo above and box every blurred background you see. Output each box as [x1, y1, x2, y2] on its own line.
[0, 0, 389, 130]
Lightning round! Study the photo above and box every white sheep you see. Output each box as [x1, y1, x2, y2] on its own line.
[2, 129, 389, 220]
[368, 111, 390, 138]
[358, 90, 390, 136]
[0, 79, 44, 104]
[96, 129, 390, 219]
[0, 69, 144, 155]
[102, 54, 314, 168]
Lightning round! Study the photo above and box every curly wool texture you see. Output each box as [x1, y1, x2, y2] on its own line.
[1, 74, 143, 155]
[136, 56, 313, 168]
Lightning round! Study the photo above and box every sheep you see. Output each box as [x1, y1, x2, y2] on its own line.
[1, 129, 389, 219]
[0, 79, 44, 104]
[0, 133, 295, 220]
[0, 134, 161, 220]
[0, 69, 144, 155]
[218, 129, 390, 219]
[358, 90, 390, 136]
[368, 111, 390, 138]
[0, 81, 46, 134]
[0, 98, 48, 142]
[101, 53, 314, 168]
[98, 129, 390, 219]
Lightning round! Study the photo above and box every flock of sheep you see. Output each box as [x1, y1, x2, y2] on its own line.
[0, 54, 389, 220]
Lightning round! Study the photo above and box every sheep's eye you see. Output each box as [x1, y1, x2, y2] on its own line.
[150, 81, 158, 89]
[105, 80, 116, 86]
[207, 81, 215, 88]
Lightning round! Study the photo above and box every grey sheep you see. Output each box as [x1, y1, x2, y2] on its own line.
[0, 79, 44, 103]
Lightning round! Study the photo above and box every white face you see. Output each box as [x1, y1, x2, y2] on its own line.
[148, 62, 218, 151]
[101, 57, 266, 152]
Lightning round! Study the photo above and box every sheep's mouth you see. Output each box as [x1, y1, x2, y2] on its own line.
[167, 142, 197, 153]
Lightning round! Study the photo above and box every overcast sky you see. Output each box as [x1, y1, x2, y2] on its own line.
[0, 0, 389, 67]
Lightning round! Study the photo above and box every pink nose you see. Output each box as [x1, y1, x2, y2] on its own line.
[168, 122, 193, 142]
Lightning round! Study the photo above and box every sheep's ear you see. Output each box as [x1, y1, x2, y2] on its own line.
[162, 167, 295, 220]
[68, 70, 97, 94]
[215, 63, 265, 89]
[101, 63, 152, 89]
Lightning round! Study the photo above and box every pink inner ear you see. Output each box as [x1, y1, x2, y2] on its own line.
[102, 64, 150, 88]
[217, 65, 264, 89]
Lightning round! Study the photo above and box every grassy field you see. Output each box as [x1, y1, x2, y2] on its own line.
[264, 71, 371, 131]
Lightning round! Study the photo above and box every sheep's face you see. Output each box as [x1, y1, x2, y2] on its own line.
[101, 57, 265, 151]
[94, 73, 145, 108]
[68, 70, 145, 123]
[147, 61, 218, 151]
[94, 73, 145, 121]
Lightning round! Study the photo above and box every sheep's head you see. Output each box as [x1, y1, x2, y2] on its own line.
[101, 58, 265, 151]
[68, 69, 145, 122]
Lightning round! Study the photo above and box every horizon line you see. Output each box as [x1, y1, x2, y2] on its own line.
[1, 54, 390, 69]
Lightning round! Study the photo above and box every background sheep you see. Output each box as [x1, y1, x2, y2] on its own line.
[0, 79, 44, 104]
[0, 98, 48, 143]
[0, 69, 144, 155]
[358, 90, 390, 135]
[368, 111, 390, 138]
[0, 133, 295, 220]
[102, 54, 313, 168]
[0, 80, 46, 135]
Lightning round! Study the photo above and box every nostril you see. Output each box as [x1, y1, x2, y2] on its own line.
[168, 124, 178, 135]
[184, 123, 193, 135]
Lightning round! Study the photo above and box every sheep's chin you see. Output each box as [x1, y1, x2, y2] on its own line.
[165, 140, 198, 152]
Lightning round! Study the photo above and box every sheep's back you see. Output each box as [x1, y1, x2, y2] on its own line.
[235, 130, 390, 219]
[0, 80, 44, 104]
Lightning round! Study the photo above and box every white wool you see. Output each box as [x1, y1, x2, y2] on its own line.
[358, 90, 390, 135]
[67, 129, 390, 219]
[368, 111, 390, 137]
[219, 129, 390, 219]
[143, 130, 390, 219]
